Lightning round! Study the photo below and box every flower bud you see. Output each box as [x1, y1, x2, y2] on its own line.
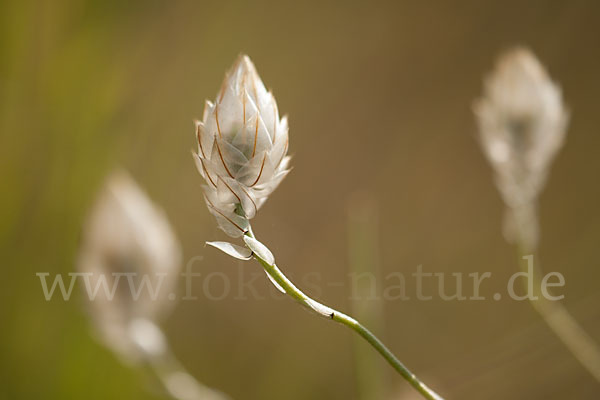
[474, 48, 569, 249]
[194, 55, 291, 237]
[77, 171, 181, 362]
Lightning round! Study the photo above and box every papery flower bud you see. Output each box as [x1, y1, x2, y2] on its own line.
[77, 171, 181, 362]
[194, 55, 291, 237]
[474, 48, 569, 249]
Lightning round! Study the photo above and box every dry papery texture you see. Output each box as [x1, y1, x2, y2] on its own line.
[194, 55, 291, 237]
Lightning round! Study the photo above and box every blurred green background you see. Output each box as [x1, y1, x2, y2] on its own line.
[2, 0, 600, 399]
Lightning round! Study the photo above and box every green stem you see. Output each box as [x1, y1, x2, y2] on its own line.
[516, 249, 600, 383]
[346, 195, 385, 400]
[246, 230, 443, 400]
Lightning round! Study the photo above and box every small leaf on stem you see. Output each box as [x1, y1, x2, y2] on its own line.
[243, 235, 275, 265]
[207, 241, 252, 260]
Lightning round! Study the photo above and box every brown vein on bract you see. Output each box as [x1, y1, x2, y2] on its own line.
[215, 139, 234, 178]
[250, 154, 266, 187]
[239, 185, 258, 215]
[204, 195, 245, 233]
[252, 117, 259, 157]
[218, 176, 241, 204]
[243, 56, 259, 108]
[200, 158, 216, 188]
[240, 88, 248, 146]
[251, 76, 259, 111]
[277, 136, 289, 168]
[196, 121, 206, 158]
[215, 106, 223, 138]
[242, 76, 247, 127]
[218, 77, 227, 103]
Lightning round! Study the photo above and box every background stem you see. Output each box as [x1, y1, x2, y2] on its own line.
[516, 250, 600, 382]
[346, 193, 386, 400]
[141, 325, 231, 400]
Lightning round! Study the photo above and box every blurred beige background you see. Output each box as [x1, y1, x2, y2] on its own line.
[1, 0, 599, 399]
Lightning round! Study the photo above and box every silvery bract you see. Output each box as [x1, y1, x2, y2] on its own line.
[194, 55, 291, 237]
[474, 48, 568, 249]
[78, 171, 181, 362]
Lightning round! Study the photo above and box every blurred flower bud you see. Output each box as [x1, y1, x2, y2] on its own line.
[474, 48, 569, 249]
[78, 171, 181, 363]
[194, 55, 291, 237]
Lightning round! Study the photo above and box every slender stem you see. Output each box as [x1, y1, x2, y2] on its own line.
[143, 329, 231, 400]
[347, 195, 385, 400]
[246, 230, 443, 400]
[516, 249, 600, 383]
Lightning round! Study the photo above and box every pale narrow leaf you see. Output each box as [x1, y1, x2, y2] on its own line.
[207, 241, 252, 260]
[306, 299, 335, 318]
[243, 236, 274, 265]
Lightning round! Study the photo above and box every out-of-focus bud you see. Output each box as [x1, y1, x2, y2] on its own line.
[194, 55, 291, 237]
[77, 171, 181, 363]
[474, 47, 569, 250]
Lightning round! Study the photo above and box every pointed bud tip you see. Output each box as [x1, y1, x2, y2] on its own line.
[228, 54, 255, 75]
[496, 46, 548, 82]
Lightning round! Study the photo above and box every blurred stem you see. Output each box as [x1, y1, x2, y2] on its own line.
[346, 194, 385, 400]
[245, 229, 443, 400]
[516, 246, 600, 383]
[145, 338, 230, 400]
